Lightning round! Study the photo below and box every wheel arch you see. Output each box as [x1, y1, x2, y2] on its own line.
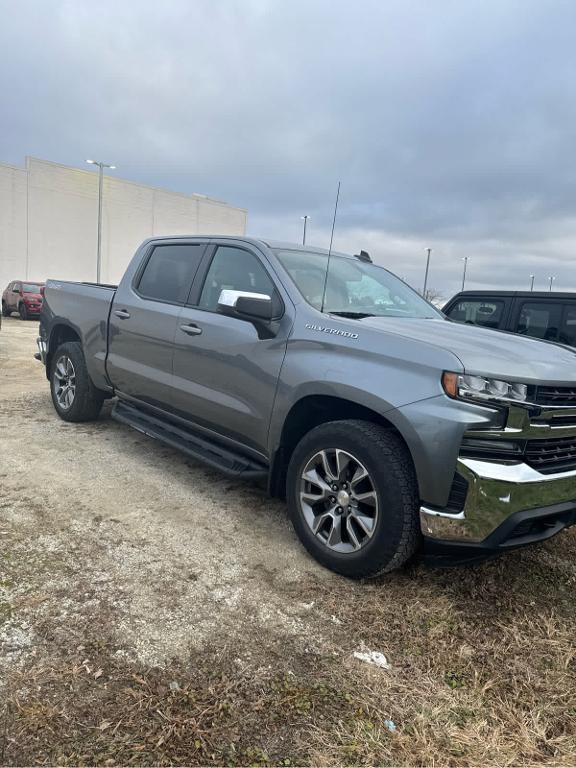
[46, 321, 82, 379]
[268, 394, 416, 498]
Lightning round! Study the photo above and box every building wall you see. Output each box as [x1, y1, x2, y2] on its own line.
[0, 157, 247, 289]
[0, 163, 28, 287]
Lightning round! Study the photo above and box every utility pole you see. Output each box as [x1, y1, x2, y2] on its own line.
[301, 215, 310, 245]
[548, 275, 556, 292]
[461, 256, 469, 291]
[422, 247, 431, 299]
[530, 274, 535, 292]
[86, 159, 116, 283]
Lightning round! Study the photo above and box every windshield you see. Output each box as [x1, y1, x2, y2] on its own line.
[22, 283, 43, 293]
[274, 249, 441, 319]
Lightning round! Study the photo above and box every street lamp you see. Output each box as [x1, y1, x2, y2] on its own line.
[301, 215, 310, 245]
[529, 274, 535, 292]
[548, 275, 556, 292]
[86, 159, 116, 283]
[422, 247, 432, 299]
[461, 256, 469, 291]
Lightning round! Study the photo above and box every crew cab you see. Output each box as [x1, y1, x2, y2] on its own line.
[37, 237, 576, 577]
[443, 290, 576, 347]
[2, 280, 45, 320]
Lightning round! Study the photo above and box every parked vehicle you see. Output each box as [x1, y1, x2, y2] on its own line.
[37, 237, 576, 577]
[2, 280, 45, 320]
[443, 290, 576, 346]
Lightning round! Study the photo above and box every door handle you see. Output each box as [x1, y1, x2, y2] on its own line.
[114, 309, 131, 319]
[179, 323, 202, 336]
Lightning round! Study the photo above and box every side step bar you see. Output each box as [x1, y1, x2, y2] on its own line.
[112, 400, 268, 480]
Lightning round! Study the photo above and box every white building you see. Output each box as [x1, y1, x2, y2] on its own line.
[0, 156, 247, 288]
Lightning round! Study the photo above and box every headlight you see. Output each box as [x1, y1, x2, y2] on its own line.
[442, 372, 528, 403]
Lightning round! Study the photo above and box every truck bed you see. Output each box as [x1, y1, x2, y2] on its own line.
[41, 279, 118, 391]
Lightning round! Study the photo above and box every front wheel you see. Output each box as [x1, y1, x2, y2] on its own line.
[19, 303, 28, 320]
[287, 420, 420, 578]
[50, 341, 105, 422]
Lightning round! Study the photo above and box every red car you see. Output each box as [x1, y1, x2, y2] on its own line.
[2, 280, 45, 320]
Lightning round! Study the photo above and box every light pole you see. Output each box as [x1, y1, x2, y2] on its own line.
[422, 247, 432, 299]
[461, 256, 469, 291]
[548, 275, 556, 292]
[87, 159, 116, 283]
[530, 274, 535, 292]
[301, 215, 310, 245]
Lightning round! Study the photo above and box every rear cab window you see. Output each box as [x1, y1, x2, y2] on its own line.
[136, 243, 205, 304]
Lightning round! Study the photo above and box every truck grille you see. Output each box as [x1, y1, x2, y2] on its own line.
[525, 436, 576, 473]
[533, 386, 576, 407]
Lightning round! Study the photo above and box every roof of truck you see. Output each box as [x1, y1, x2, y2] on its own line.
[142, 235, 355, 259]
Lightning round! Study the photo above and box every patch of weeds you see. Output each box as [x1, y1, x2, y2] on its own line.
[0, 600, 13, 623]
[444, 671, 467, 689]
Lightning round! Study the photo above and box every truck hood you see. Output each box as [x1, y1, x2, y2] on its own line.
[354, 316, 576, 385]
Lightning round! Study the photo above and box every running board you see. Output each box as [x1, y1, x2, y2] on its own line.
[112, 400, 267, 479]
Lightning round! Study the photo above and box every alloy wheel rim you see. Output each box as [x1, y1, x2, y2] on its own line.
[299, 448, 379, 553]
[54, 355, 76, 410]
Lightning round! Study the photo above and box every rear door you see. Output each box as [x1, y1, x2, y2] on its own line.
[444, 296, 509, 330]
[171, 241, 293, 454]
[106, 241, 207, 410]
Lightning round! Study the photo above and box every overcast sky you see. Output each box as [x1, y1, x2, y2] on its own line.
[2, 0, 576, 296]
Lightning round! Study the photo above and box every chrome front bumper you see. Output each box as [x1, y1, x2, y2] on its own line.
[421, 457, 576, 543]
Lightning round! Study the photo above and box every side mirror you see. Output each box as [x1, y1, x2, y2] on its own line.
[13, 287, 20, 294]
[217, 289, 274, 321]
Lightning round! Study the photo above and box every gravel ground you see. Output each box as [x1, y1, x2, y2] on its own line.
[0, 315, 575, 766]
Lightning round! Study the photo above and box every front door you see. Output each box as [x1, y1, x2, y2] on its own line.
[171, 244, 293, 454]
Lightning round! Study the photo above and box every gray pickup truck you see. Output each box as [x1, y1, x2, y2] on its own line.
[37, 236, 576, 577]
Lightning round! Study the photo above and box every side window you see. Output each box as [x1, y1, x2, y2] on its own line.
[137, 244, 205, 304]
[559, 306, 576, 347]
[516, 302, 562, 341]
[198, 246, 278, 311]
[447, 300, 504, 329]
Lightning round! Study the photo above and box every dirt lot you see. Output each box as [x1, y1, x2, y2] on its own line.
[0, 315, 575, 766]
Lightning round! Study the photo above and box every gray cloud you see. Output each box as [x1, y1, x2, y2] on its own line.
[2, 0, 576, 296]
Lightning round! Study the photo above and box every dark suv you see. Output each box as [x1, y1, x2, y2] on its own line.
[443, 291, 576, 347]
[2, 281, 45, 320]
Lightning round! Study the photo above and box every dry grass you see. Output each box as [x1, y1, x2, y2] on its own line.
[2, 538, 576, 766]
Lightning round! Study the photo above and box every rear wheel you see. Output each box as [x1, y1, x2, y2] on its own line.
[19, 303, 28, 320]
[1, 302, 10, 317]
[50, 341, 104, 422]
[287, 420, 420, 578]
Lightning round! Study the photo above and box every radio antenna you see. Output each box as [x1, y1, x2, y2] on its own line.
[320, 180, 341, 313]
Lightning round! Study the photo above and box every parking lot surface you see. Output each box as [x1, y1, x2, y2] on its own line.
[1, 316, 575, 765]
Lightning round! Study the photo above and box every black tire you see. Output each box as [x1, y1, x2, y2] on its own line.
[1, 302, 10, 317]
[19, 303, 28, 320]
[287, 420, 420, 578]
[50, 341, 105, 422]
